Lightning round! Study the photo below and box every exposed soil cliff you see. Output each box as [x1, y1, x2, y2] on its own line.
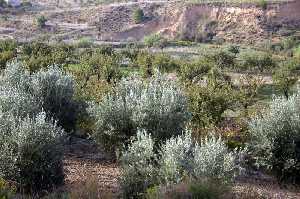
[94, 0, 300, 43]
[0, 0, 299, 43]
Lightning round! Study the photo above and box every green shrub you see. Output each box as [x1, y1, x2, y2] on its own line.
[0, 51, 15, 69]
[248, 91, 300, 183]
[238, 51, 276, 72]
[133, 8, 144, 24]
[152, 53, 178, 73]
[136, 51, 155, 77]
[23, 55, 52, 72]
[0, 40, 17, 69]
[143, 34, 163, 48]
[188, 179, 229, 199]
[208, 50, 236, 69]
[227, 45, 240, 55]
[0, 112, 64, 193]
[75, 37, 94, 48]
[273, 64, 298, 99]
[89, 73, 189, 152]
[31, 66, 78, 132]
[135, 52, 177, 76]
[21, 42, 73, 72]
[0, 40, 17, 52]
[187, 83, 236, 129]
[121, 130, 243, 197]
[36, 15, 47, 28]
[257, 0, 267, 10]
[79, 52, 121, 83]
[179, 58, 212, 82]
[1, 62, 79, 132]
[0, 178, 16, 199]
[96, 45, 114, 56]
[294, 44, 300, 58]
[120, 130, 157, 198]
[282, 36, 298, 51]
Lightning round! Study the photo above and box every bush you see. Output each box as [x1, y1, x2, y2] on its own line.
[143, 34, 163, 48]
[257, 0, 267, 10]
[294, 44, 300, 58]
[187, 83, 236, 129]
[188, 179, 230, 199]
[0, 112, 64, 193]
[0, 51, 16, 69]
[193, 136, 237, 182]
[238, 51, 275, 72]
[248, 91, 300, 183]
[179, 58, 212, 82]
[31, 66, 78, 132]
[121, 130, 243, 197]
[136, 51, 154, 77]
[159, 132, 194, 184]
[21, 42, 73, 72]
[75, 37, 94, 48]
[208, 50, 235, 69]
[159, 132, 239, 184]
[133, 8, 144, 24]
[36, 15, 47, 28]
[0, 40, 17, 69]
[152, 53, 178, 73]
[0, 40, 17, 52]
[0, 62, 79, 132]
[273, 64, 298, 99]
[227, 45, 240, 55]
[145, 180, 229, 199]
[79, 52, 122, 83]
[0, 178, 16, 199]
[120, 130, 157, 198]
[89, 73, 189, 152]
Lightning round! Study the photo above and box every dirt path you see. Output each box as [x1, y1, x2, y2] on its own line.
[63, 137, 121, 196]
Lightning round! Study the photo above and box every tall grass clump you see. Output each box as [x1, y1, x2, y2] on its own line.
[89, 73, 190, 152]
[249, 91, 300, 183]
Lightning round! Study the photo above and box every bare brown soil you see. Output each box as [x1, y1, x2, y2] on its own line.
[62, 137, 300, 199]
[63, 137, 120, 195]
[0, 0, 300, 43]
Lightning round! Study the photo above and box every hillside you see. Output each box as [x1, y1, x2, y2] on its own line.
[0, 0, 300, 43]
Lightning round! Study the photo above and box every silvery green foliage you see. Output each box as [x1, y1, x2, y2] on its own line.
[138, 74, 189, 140]
[32, 66, 77, 131]
[89, 73, 190, 150]
[120, 130, 157, 197]
[249, 92, 300, 182]
[0, 61, 31, 91]
[159, 131, 194, 184]
[0, 111, 64, 191]
[0, 62, 72, 191]
[0, 62, 40, 118]
[0, 87, 40, 118]
[159, 133, 238, 184]
[193, 136, 236, 182]
[0, 62, 77, 131]
[121, 130, 242, 196]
